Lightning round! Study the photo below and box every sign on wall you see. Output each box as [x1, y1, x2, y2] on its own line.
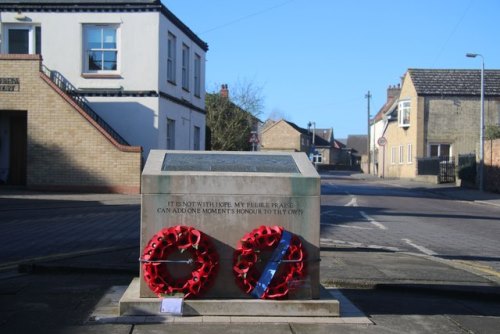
[0, 78, 20, 92]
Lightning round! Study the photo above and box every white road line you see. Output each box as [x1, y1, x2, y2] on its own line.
[360, 211, 387, 230]
[402, 238, 437, 256]
[320, 223, 373, 230]
[345, 197, 358, 207]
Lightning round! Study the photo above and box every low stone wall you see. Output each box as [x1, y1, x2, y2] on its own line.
[485, 139, 500, 193]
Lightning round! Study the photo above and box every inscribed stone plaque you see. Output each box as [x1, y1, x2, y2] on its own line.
[162, 153, 300, 173]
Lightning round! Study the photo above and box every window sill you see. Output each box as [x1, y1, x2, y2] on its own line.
[168, 80, 177, 86]
[82, 73, 122, 79]
[182, 87, 190, 93]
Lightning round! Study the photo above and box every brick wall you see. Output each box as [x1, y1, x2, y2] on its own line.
[485, 139, 500, 193]
[260, 121, 302, 152]
[0, 55, 142, 193]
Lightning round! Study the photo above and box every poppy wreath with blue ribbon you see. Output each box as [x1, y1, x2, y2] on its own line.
[141, 225, 219, 298]
[233, 225, 306, 299]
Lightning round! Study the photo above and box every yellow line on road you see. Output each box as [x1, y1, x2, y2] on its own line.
[454, 260, 500, 279]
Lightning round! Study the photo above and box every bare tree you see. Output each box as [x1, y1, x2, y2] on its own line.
[206, 81, 264, 151]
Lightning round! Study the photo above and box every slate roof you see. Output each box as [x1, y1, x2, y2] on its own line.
[408, 69, 500, 97]
[346, 135, 368, 155]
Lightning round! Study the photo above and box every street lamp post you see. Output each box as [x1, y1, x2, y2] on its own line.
[466, 53, 485, 192]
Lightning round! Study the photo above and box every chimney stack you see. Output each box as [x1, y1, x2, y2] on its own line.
[220, 84, 229, 98]
[387, 84, 401, 101]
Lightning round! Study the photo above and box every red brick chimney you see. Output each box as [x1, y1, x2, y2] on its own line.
[220, 84, 229, 98]
[387, 84, 401, 100]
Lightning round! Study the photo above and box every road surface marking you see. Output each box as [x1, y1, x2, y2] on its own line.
[345, 197, 358, 207]
[360, 211, 387, 230]
[402, 238, 436, 256]
[320, 222, 373, 230]
[320, 238, 400, 252]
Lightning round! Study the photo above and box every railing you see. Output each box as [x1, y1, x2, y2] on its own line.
[417, 156, 455, 183]
[40, 65, 130, 146]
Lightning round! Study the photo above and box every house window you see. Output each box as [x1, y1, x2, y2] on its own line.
[407, 144, 413, 164]
[313, 153, 323, 164]
[166, 118, 176, 149]
[182, 44, 190, 91]
[194, 53, 201, 97]
[83, 25, 118, 73]
[391, 147, 396, 164]
[398, 100, 411, 127]
[429, 143, 451, 159]
[399, 145, 404, 164]
[167, 32, 176, 83]
[193, 126, 201, 150]
[5, 25, 41, 54]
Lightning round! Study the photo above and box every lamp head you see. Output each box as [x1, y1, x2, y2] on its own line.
[466, 53, 478, 58]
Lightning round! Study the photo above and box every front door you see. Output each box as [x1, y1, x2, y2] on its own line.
[8, 113, 27, 185]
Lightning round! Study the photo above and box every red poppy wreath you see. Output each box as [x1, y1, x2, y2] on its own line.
[233, 225, 306, 299]
[141, 225, 219, 298]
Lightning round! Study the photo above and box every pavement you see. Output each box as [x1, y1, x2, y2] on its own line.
[1, 174, 500, 333]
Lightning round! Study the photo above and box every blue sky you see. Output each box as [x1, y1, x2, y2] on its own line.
[164, 0, 499, 139]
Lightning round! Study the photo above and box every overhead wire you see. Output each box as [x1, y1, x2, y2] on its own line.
[199, 0, 296, 35]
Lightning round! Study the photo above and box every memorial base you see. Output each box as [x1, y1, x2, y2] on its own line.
[119, 278, 340, 317]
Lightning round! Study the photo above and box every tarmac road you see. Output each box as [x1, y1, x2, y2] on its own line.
[0, 173, 500, 333]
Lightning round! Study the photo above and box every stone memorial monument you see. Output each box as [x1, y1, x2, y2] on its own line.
[120, 150, 339, 317]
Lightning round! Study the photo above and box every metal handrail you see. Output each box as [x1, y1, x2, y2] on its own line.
[40, 65, 130, 146]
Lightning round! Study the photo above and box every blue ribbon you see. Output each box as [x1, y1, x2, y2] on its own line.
[250, 230, 292, 299]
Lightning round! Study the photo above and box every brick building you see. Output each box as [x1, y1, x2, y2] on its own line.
[0, 0, 207, 192]
[0, 55, 142, 192]
[378, 69, 500, 180]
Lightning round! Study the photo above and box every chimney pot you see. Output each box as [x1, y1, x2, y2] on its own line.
[220, 84, 229, 98]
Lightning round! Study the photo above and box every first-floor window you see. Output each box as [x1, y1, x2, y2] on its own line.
[398, 100, 411, 127]
[313, 153, 323, 164]
[194, 53, 201, 97]
[182, 44, 190, 90]
[391, 147, 396, 164]
[5, 25, 41, 54]
[407, 144, 413, 164]
[399, 145, 404, 164]
[193, 126, 201, 150]
[166, 118, 176, 149]
[167, 32, 176, 83]
[83, 24, 119, 73]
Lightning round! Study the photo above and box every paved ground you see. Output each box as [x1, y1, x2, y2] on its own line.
[1, 175, 500, 333]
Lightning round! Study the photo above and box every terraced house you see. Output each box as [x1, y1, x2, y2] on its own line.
[0, 0, 207, 192]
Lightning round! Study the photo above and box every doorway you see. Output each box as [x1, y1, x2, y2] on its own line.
[0, 111, 27, 186]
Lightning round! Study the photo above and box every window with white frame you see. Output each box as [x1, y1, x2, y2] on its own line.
[182, 44, 190, 90]
[193, 126, 201, 150]
[429, 143, 451, 159]
[83, 24, 119, 73]
[4, 25, 41, 54]
[399, 145, 404, 164]
[167, 32, 176, 83]
[391, 147, 396, 164]
[313, 153, 323, 164]
[407, 144, 413, 163]
[398, 100, 411, 127]
[194, 53, 201, 97]
[166, 118, 176, 149]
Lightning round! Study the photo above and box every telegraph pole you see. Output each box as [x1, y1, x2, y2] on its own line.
[365, 91, 372, 174]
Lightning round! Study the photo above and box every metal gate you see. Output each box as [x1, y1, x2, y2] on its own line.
[438, 157, 455, 183]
